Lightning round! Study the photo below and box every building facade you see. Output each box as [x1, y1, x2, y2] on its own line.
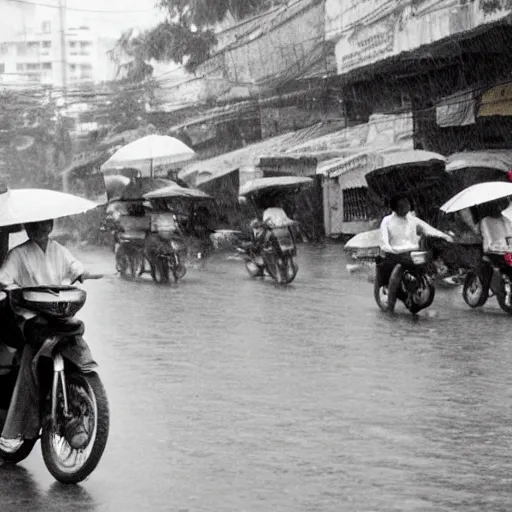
[0, 20, 117, 87]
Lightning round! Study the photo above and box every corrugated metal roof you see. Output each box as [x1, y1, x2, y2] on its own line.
[179, 120, 346, 184]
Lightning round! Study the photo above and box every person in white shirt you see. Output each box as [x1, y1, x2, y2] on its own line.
[478, 198, 512, 253]
[0, 219, 96, 453]
[377, 195, 453, 312]
[262, 205, 294, 228]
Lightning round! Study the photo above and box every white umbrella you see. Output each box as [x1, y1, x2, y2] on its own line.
[344, 229, 382, 250]
[144, 185, 212, 200]
[440, 182, 512, 213]
[100, 135, 196, 177]
[0, 188, 97, 227]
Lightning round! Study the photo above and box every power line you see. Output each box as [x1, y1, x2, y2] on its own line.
[7, 0, 151, 13]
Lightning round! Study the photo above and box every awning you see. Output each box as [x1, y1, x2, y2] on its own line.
[322, 148, 445, 190]
[320, 146, 404, 188]
[447, 150, 512, 172]
[179, 120, 346, 184]
[478, 82, 512, 117]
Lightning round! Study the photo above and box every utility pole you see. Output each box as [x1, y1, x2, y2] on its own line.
[58, 0, 67, 102]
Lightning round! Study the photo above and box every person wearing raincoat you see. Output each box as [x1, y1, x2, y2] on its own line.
[0, 219, 96, 453]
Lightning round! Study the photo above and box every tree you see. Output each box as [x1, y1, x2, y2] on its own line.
[479, 0, 512, 13]
[113, 0, 284, 78]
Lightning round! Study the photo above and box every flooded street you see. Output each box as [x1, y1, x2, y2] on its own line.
[2, 244, 512, 512]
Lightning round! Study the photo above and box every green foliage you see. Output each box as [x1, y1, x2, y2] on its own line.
[479, 0, 512, 13]
[114, 0, 283, 78]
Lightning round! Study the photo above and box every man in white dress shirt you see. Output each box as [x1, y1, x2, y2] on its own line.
[0, 219, 96, 453]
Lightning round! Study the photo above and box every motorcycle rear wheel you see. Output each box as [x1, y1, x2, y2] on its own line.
[41, 372, 109, 485]
[279, 255, 298, 284]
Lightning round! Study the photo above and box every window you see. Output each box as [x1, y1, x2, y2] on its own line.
[16, 63, 24, 71]
[0, 64, 4, 74]
[42, 41, 51, 48]
[69, 41, 76, 48]
[26, 63, 39, 70]
[27, 42, 39, 48]
[15, 43, 27, 56]
[42, 21, 51, 33]
[42, 62, 52, 69]
[342, 187, 374, 223]
[0, 44, 8, 56]
[69, 63, 76, 71]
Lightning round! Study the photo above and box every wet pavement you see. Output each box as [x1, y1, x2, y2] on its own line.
[2, 243, 512, 512]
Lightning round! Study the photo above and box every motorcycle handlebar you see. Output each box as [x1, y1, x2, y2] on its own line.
[71, 273, 104, 285]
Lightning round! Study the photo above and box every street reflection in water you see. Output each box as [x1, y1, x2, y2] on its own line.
[2, 244, 512, 512]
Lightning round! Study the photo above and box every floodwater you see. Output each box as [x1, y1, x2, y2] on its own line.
[2, 244, 512, 512]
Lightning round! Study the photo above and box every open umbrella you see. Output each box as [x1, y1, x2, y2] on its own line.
[0, 188, 97, 227]
[100, 135, 196, 177]
[344, 229, 383, 250]
[144, 185, 212, 201]
[440, 182, 512, 213]
[239, 177, 313, 197]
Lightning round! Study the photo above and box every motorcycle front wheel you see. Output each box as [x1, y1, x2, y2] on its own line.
[41, 371, 109, 484]
[373, 269, 390, 312]
[496, 277, 512, 315]
[115, 247, 129, 277]
[406, 278, 435, 315]
[245, 259, 264, 278]
[151, 258, 170, 284]
[462, 271, 489, 308]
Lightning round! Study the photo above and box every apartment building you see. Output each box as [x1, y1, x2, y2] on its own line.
[0, 20, 117, 87]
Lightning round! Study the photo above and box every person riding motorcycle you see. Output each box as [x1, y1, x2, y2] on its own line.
[0, 219, 97, 453]
[378, 195, 454, 313]
[251, 198, 295, 251]
[476, 198, 512, 287]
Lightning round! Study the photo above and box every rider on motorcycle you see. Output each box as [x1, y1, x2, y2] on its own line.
[479, 198, 512, 253]
[379, 195, 454, 312]
[252, 198, 295, 249]
[0, 219, 96, 453]
[477, 198, 512, 286]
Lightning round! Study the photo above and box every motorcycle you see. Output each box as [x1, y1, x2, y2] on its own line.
[462, 251, 512, 314]
[237, 176, 313, 286]
[0, 276, 109, 484]
[374, 250, 436, 315]
[114, 231, 147, 280]
[149, 228, 188, 284]
[237, 222, 299, 285]
[143, 185, 215, 284]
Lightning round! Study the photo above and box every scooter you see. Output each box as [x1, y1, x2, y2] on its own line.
[463, 251, 512, 314]
[374, 250, 436, 315]
[237, 223, 299, 285]
[0, 275, 109, 484]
